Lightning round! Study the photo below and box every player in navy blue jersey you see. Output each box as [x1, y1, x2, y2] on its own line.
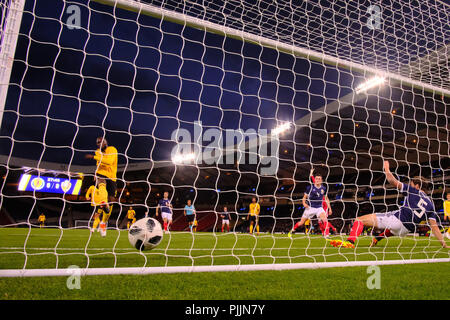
[289, 172, 332, 238]
[221, 206, 231, 232]
[331, 161, 449, 249]
[156, 191, 173, 233]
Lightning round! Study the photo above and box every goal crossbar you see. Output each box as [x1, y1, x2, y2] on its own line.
[94, 0, 450, 98]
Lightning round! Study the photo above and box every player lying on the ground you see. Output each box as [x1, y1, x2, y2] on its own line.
[330, 161, 449, 249]
[289, 171, 332, 238]
[85, 178, 110, 236]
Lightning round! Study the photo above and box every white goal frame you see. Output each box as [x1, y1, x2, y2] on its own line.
[0, 0, 448, 277]
[95, 0, 450, 98]
[0, 258, 449, 277]
[74, 220, 92, 229]
[0, 0, 26, 126]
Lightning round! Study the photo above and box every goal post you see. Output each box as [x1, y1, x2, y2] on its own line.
[0, 0, 449, 278]
[0, 0, 26, 126]
[74, 220, 91, 229]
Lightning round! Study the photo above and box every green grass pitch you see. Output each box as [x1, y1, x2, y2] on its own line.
[0, 227, 448, 299]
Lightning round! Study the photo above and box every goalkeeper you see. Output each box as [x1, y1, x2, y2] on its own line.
[331, 161, 449, 249]
[86, 137, 118, 236]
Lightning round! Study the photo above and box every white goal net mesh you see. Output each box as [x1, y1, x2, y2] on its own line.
[0, 0, 449, 275]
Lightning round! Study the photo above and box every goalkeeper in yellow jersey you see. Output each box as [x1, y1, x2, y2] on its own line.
[247, 197, 261, 235]
[38, 213, 46, 228]
[85, 178, 110, 236]
[127, 206, 136, 230]
[86, 137, 118, 237]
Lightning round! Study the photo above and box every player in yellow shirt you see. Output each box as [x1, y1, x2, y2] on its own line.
[86, 137, 118, 236]
[304, 218, 311, 234]
[127, 206, 136, 230]
[192, 218, 198, 232]
[85, 178, 110, 235]
[38, 213, 46, 228]
[444, 193, 450, 238]
[247, 197, 261, 235]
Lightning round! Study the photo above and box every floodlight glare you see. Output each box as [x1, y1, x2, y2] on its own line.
[355, 76, 385, 94]
[172, 152, 196, 164]
[271, 122, 292, 136]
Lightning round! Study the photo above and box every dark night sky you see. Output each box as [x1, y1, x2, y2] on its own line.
[0, 0, 447, 169]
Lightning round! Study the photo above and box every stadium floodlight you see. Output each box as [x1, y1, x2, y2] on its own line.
[271, 122, 292, 136]
[172, 152, 196, 164]
[355, 76, 386, 94]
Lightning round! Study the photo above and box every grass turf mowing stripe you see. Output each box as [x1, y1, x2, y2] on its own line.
[0, 262, 449, 300]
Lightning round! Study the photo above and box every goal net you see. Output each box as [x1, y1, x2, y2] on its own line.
[0, 0, 449, 277]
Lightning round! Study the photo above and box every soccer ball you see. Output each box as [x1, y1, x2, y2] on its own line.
[128, 218, 163, 251]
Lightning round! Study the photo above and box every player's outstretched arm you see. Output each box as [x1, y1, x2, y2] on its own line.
[429, 219, 450, 248]
[302, 193, 309, 208]
[383, 160, 402, 190]
[85, 186, 93, 200]
[324, 195, 332, 215]
[93, 148, 117, 165]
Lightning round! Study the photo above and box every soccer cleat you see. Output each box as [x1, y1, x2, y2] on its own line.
[288, 231, 292, 238]
[370, 238, 378, 247]
[99, 222, 107, 237]
[344, 241, 355, 248]
[329, 239, 355, 248]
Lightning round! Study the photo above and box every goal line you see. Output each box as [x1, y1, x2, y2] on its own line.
[1, 258, 449, 277]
